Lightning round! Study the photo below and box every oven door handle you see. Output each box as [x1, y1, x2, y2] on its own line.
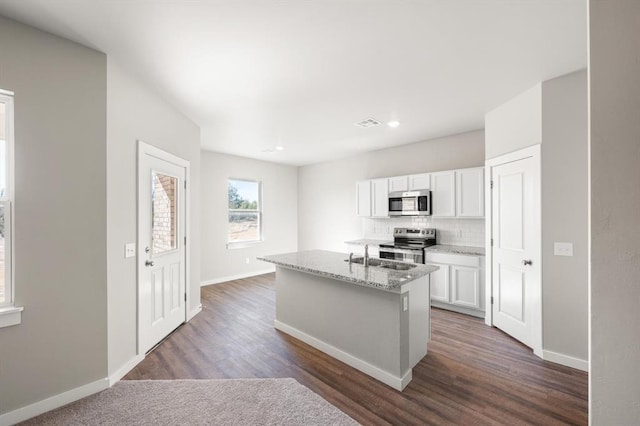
[379, 247, 423, 256]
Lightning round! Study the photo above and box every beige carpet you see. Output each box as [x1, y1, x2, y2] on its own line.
[20, 379, 358, 425]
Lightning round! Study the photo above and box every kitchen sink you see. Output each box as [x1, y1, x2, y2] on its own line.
[345, 257, 417, 270]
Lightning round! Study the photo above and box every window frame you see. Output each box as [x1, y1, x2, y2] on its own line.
[0, 88, 21, 328]
[226, 178, 263, 248]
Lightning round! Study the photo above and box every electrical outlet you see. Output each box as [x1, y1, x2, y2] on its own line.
[125, 243, 136, 258]
[245, 257, 251, 264]
[554, 242, 573, 256]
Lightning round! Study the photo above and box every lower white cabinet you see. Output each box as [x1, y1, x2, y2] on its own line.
[425, 252, 485, 317]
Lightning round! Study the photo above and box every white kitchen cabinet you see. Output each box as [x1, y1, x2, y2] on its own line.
[356, 180, 371, 217]
[431, 171, 456, 217]
[388, 176, 409, 193]
[456, 167, 484, 218]
[429, 264, 450, 303]
[408, 173, 430, 190]
[371, 178, 389, 217]
[425, 252, 484, 317]
[451, 265, 481, 309]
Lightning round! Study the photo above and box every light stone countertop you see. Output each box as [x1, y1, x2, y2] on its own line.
[344, 238, 393, 246]
[258, 250, 439, 293]
[424, 244, 485, 256]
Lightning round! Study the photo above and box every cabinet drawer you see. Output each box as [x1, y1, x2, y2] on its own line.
[425, 252, 481, 268]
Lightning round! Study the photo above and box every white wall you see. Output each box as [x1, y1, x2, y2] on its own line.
[485, 72, 589, 367]
[541, 70, 588, 362]
[298, 130, 485, 252]
[0, 16, 108, 414]
[106, 60, 201, 378]
[589, 0, 640, 422]
[485, 84, 542, 159]
[200, 151, 297, 284]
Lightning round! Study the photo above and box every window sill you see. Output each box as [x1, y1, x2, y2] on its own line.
[0, 306, 23, 328]
[226, 240, 263, 250]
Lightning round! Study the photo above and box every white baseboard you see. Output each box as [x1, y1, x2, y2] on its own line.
[274, 319, 411, 391]
[542, 349, 589, 372]
[201, 267, 275, 287]
[187, 304, 202, 321]
[0, 377, 108, 425]
[108, 354, 145, 386]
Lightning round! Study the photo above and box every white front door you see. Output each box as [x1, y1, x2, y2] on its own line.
[489, 145, 541, 353]
[138, 142, 188, 354]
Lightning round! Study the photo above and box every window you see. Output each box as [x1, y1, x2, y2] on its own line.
[228, 179, 262, 246]
[0, 89, 20, 328]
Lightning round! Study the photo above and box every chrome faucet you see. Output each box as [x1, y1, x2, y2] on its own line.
[364, 244, 369, 267]
[349, 252, 354, 264]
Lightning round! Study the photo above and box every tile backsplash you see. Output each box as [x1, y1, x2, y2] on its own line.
[363, 217, 485, 247]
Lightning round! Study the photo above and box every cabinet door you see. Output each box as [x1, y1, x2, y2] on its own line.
[371, 178, 389, 217]
[356, 180, 371, 217]
[408, 173, 430, 190]
[429, 264, 450, 303]
[456, 167, 484, 217]
[451, 265, 481, 309]
[388, 176, 408, 193]
[431, 171, 456, 217]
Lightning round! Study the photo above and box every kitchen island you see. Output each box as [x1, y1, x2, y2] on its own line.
[257, 250, 439, 391]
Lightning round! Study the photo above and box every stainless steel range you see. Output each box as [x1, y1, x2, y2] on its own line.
[379, 228, 436, 264]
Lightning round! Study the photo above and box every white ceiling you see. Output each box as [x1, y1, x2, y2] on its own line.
[0, 0, 586, 166]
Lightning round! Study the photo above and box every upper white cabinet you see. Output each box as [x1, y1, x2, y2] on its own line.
[388, 176, 408, 193]
[456, 167, 484, 218]
[356, 179, 388, 217]
[356, 180, 371, 217]
[356, 167, 483, 218]
[408, 173, 431, 190]
[370, 178, 389, 217]
[431, 171, 456, 217]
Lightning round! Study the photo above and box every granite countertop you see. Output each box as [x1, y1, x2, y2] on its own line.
[258, 250, 438, 293]
[344, 238, 393, 247]
[424, 245, 485, 256]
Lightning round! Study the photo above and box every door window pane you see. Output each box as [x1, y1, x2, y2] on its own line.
[152, 172, 178, 255]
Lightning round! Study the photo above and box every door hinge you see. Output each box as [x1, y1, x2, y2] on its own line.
[184, 293, 187, 302]
[491, 238, 494, 246]
[184, 236, 187, 245]
[184, 180, 187, 189]
[491, 296, 494, 305]
[490, 180, 493, 189]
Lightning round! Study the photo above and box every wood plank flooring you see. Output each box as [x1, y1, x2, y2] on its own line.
[125, 273, 588, 425]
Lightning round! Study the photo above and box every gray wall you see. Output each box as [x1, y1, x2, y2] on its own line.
[541, 70, 588, 362]
[106, 60, 201, 377]
[200, 151, 297, 284]
[0, 16, 108, 414]
[297, 130, 485, 252]
[485, 71, 589, 365]
[589, 0, 640, 421]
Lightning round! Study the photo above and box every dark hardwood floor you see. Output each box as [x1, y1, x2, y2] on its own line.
[125, 273, 588, 425]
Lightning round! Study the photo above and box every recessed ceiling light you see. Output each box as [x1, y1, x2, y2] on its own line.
[387, 120, 400, 128]
[275, 146, 284, 151]
[354, 118, 381, 128]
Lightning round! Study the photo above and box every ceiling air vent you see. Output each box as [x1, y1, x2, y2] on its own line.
[354, 118, 381, 128]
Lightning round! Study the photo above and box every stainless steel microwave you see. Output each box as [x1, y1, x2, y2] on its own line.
[388, 190, 432, 216]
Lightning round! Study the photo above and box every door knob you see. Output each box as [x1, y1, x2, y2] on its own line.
[522, 259, 533, 266]
[145, 260, 155, 267]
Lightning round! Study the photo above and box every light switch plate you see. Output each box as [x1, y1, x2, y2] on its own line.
[554, 242, 573, 257]
[125, 243, 136, 258]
